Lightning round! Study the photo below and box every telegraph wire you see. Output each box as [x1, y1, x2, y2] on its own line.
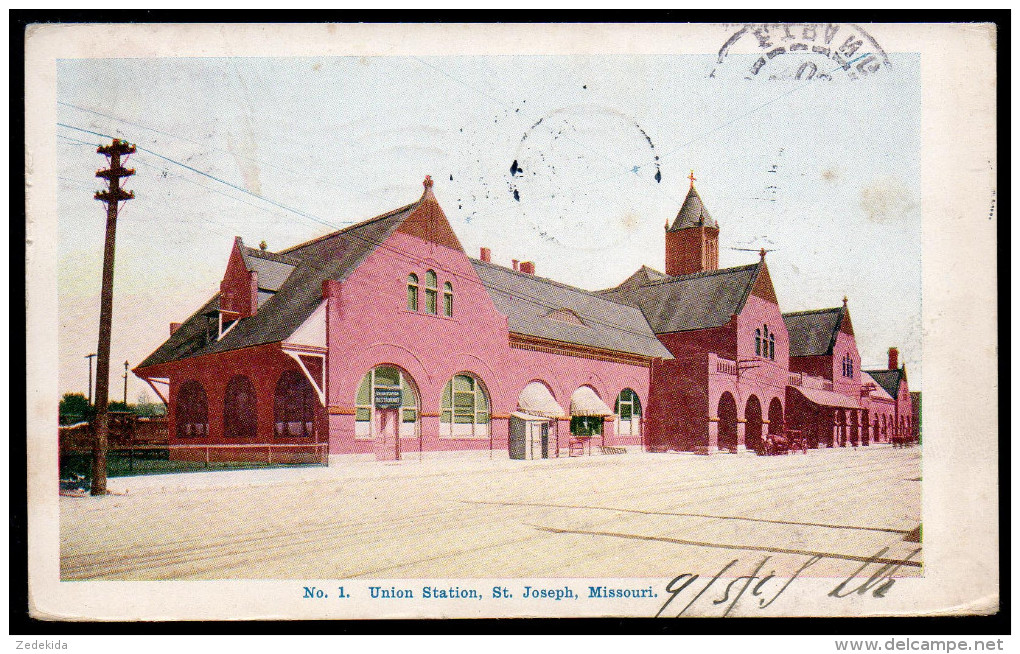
[57, 121, 668, 343]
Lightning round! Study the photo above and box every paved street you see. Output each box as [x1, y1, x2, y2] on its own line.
[61, 445, 921, 581]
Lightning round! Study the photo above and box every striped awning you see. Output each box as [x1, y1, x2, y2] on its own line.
[518, 382, 566, 419]
[790, 385, 860, 410]
[570, 386, 614, 417]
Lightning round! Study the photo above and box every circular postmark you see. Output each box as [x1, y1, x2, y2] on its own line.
[506, 105, 663, 251]
[711, 23, 891, 81]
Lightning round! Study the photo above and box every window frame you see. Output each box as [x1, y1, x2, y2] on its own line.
[424, 269, 438, 314]
[407, 273, 419, 312]
[439, 373, 491, 438]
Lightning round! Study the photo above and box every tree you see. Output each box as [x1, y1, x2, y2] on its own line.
[59, 393, 93, 424]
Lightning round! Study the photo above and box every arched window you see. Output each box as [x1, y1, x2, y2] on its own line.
[354, 366, 420, 438]
[755, 328, 761, 356]
[614, 388, 642, 436]
[769, 332, 776, 360]
[176, 380, 208, 438]
[443, 282, 453, 317]
[440, 374, 490, 438]
[274, 370, 316, 438]
[224, 375, 257, 439]
[424, 270, 438, 314]
[406, 273, 419, 311]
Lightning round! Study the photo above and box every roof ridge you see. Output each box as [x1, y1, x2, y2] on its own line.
[277, 199, 420, 255]
[469, 257, 642, 310]
[783, 306, 843, 318]
[241, 246, 300, 266]
[633, 262, 759, 289]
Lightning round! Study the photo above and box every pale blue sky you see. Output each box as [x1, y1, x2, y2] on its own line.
[56, 53, 922, 399]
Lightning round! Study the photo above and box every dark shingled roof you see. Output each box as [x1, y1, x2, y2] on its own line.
[783, 307, 845, 357]
[137, 201, 418, 369]
[470, 259, 672, 360]
[669, 186, 717, 231]
[864, 369, 905, 399]
[596, 263, 760, 334]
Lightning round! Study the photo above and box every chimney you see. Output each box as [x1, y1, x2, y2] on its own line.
[480, 247, 491, 263]
[520, 261, 535, 275]
[512, 259, 520, 272]
[888, 347, 899, 370]
[170, 322, 182, 335]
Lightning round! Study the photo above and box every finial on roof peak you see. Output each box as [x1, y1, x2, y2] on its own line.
[843, 295, 848, 306]
[259, 240, 268, 251]
[759, 247, 767, 260]
[688, 170, 696, 189]
[423, 175, 434, 189]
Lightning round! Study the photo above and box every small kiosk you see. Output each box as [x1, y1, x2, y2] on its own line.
[509, 382, 565, 460]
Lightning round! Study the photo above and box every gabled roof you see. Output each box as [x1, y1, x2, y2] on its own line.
[470, 259, 672, 360]
[861, 371, 895, 401]
[863, 368, 906, 399]
[668, 186, 717, 231]
[783, 306, 846, 357]
[137, 199, 419, 369]
[596, 263, 761, 334]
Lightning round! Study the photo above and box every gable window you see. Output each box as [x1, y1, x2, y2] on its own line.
[406, 273, 419, 311]
[756, 325, 775, 360]
[425, 270, 438, 314]
[443, 282, 453, 317]
[842, 353, 854, 378]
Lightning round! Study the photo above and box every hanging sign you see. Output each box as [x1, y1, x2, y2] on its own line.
[374, 387, 403, 409]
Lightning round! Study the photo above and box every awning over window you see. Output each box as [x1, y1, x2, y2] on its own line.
[518, 382, 566, 419]
[790, 385, 860, 410]
[570, 386, 615, 417]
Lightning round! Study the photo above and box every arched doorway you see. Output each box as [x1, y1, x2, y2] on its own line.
[224, 375, 257, 439]
[614, 388, 642, 438]
[718, 392, 738, 452]
[767, 398, 783, 435]
[176, 380, 208, 439]
[861, 410, 870, 446]
[355, 366, 420, 460]
[274, 370, 317, 439]
[744, 395, 763, 454]
[849, 410, 859, 446]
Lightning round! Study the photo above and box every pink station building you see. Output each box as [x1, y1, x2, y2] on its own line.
[134, 176, 914, 463]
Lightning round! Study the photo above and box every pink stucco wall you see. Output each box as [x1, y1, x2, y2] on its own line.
[323, 229, 651, 456]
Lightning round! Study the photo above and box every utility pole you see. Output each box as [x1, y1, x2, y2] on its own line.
[91, 138, 135, 496]
[85, 353, 96, 405]
[123, 360, 129, 406]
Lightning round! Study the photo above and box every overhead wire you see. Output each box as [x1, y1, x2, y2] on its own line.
[57, 120, 678, 345]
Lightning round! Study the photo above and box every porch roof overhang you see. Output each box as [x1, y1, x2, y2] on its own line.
[518, 383, 567, 419]
[569, 386, 615, 417]
[790, 385, 861, 410]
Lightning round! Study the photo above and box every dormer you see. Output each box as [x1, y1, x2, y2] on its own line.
[220, 237, 258, 321]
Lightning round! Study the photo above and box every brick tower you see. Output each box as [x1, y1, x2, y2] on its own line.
[665, 172, 719, 276]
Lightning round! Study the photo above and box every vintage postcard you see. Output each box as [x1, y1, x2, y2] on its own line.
[25, 21, 998, 622]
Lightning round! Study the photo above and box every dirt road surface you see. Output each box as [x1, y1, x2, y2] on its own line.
[60, 445, 921, 581]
